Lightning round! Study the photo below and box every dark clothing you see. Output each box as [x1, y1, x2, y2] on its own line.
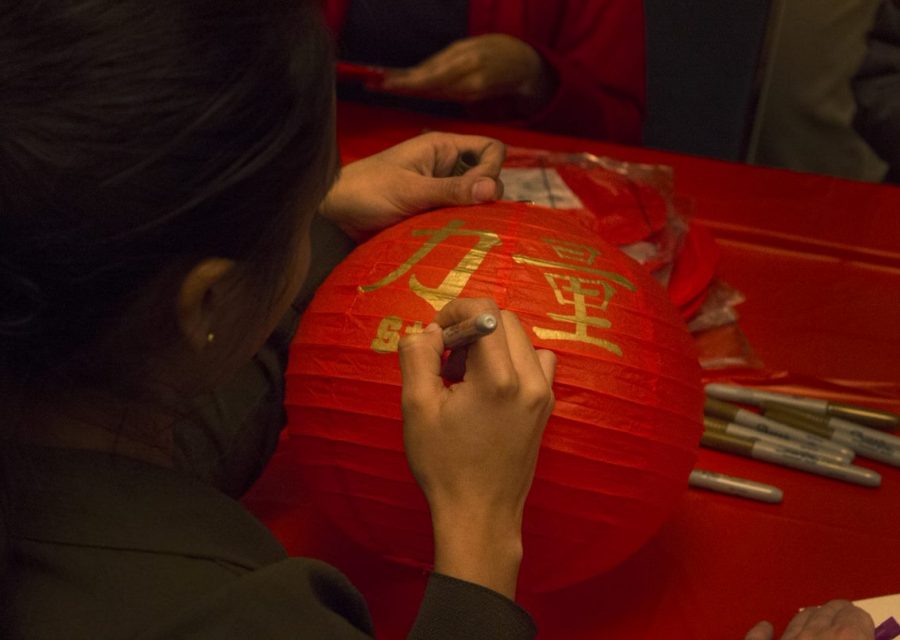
[2, 216, 537, 638]
[337, 0, 468, 118]
[854, 0, 900, 183]
[3, 446, 359, 639]
[341, 0, 469, 68]
[1, 446, 535, 639]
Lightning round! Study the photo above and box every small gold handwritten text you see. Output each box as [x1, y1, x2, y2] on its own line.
[370, 316, 425, 354]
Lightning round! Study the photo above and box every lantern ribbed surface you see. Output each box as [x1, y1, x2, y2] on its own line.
[284, 203, 703, 591]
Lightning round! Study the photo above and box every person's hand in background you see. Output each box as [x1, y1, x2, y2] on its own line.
[320, 132, 505, 241]
[398, 298, 556, 600]
[745, 600, 874, 640]
[380, 34, 556, 114]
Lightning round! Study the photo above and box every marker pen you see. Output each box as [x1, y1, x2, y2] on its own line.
[451, 151, 481, 177]
[700, 430, 881, 487]
[705, 383, 900, 430]
[704, 398, 855, 460]
[763, 406, 900, 468]
[703, 416, 852, 465]
[442, 313, 498, 350]
[689, 468, 783, 503]
[874, 616, 900, 640]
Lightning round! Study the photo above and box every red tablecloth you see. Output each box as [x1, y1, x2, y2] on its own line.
[244, 103, 900, 639]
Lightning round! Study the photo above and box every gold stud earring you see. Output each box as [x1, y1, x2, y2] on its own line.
[207, 332, 215, 344]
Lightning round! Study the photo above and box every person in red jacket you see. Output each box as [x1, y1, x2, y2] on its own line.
[323, 0, 645, 144]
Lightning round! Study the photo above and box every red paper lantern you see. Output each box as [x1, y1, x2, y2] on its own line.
[284, 203, 703, 591]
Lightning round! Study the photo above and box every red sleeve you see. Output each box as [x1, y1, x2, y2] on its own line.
[320, 0, 349, 33]
[473, 0, 646, 144]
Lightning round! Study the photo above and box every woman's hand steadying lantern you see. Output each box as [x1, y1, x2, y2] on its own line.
[744, 601, 875, 640]
[320, 132, 505, 241]
[398, 298, 556, 600]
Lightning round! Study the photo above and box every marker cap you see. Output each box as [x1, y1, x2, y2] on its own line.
[701, 430, 753, 456]
[763, 405, 831, 431]
[760, 404, 833, 438]
[704, 397, 740, 421]
[830, 403, 900, 430]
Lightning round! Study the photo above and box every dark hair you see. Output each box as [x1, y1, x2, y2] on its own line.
[0, 0, 335, 386]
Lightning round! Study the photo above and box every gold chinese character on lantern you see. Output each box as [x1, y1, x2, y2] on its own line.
[513, 239, 637, 356]
[361, 222, 637, 357]
[360, 219, 501, 311]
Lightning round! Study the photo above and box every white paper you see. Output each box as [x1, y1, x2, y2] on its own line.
[854, 593, 900, 625]
[499, 168, 583, 209]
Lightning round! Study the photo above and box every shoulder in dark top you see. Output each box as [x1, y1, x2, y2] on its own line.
[1, 445, 535, 639]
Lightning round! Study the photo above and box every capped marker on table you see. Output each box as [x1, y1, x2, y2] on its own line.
[689, 468, 783, 504]
[700, 430, 881, 487]
[704, 397, 855, 461]
[763, 406, 900, 468]
[703, 416, 852, 465]
[442, 313, 498, 350]
[705, 383, 900, 430]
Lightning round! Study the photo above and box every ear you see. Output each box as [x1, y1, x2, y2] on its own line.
[176, 258, 238, 351]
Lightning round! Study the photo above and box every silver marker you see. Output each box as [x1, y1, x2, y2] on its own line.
[764, 406, 900, 468]
[704, 398, 855, 460]
[689, 469, 783, 504]
[701, 431, 881, 488]
[705, 383, 900, 430]
[442, 313, 498, 350]
[703, 416, 852, 465]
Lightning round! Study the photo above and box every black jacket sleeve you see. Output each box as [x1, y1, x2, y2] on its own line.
[854, 0, 900, 182]
[134, 560, 536, 640]
[133, 559, 375, 639]
[409, 573, 537, 640]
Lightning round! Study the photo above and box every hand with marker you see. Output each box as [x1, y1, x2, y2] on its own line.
[320, 132, 505, 241]
[398, 298, 556, 600]
[745, 600, 875, 640]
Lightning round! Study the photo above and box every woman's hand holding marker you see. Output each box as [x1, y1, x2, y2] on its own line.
[398, 298, 556, 600]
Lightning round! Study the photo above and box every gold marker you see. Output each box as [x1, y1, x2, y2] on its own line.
[703, 416, 852, 465]
[705, 383, 900, 430]
[763, 406, 900, 468]
[442, 313, 498, 350]
[451, 150, 480, 177]
[704, 398, 855, 460]
[700, 430, 881, 487]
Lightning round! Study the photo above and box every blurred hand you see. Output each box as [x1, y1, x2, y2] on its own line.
[398, 298, 556, 599]
[320, 132, 505, 241]
[380, 34, 555, 110]
[745, 601, 875, 640]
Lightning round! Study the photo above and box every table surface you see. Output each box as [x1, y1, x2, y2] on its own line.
[244, 102, 900, 639]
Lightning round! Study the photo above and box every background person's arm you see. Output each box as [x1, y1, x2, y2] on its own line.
[854, 0, 900, 182]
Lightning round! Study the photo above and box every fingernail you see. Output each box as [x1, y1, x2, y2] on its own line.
[472, 178, 496, 202]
